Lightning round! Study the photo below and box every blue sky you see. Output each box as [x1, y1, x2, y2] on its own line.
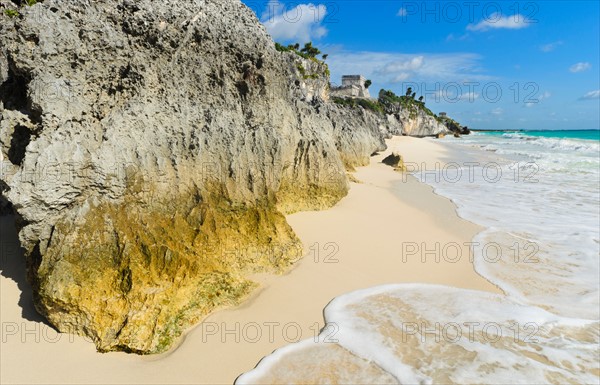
[243, 1, 600, 130]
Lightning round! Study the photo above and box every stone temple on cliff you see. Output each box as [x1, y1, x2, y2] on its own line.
[330, 75, 371, 99]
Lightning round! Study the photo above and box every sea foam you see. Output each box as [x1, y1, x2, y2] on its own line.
[418, 132, 600, 320]
[238, 284, 599, 384]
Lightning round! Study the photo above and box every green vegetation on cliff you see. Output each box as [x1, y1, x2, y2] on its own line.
[378, 89, 439, 120]
[275, 42, 323, 60]
[331, 96, 384, 114]
[1, 0, 37, 17]
[275, 42, 330, 79]
[332, 88, 440, 121]
[3, 9, 19, 17]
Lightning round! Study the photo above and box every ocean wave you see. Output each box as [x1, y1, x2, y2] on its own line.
[238, 284, 599, 385]
[413, 152, 599, 320]
[500, 132, 600, 153]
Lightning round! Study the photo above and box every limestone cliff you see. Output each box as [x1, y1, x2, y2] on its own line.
[0, 0, 385, 353]
[377, 89, 450, 138]
[387, 108, 450, 137]
[329, 90, 451, 139]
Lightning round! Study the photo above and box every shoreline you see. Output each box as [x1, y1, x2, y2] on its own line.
[1, 136, 500, 384]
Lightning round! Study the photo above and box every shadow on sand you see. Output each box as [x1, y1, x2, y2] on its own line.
[0, 215, 50, 325]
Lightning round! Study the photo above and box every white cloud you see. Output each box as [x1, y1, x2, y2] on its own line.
[491, 107, 504, 115]
[378, 56, 425, 75]
[525, 91, 551, 107]
[397, 8, 407, 17]
[325, 51, 490, 88]
[579, 90, 600, 100]
[392, 73, 411, 82]
[467, 13, 532, 32]
[432, 89, 461, 102]
[446, 33, 470, 42]
[569, 62, 591, 73]
[459, 92, 480, 102]
[433, 89, 447, 99]
[540, 41, 563, 52]
[261, 1, 328, 44]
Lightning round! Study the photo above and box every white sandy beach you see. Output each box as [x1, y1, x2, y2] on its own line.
[1, 136, 500, 384]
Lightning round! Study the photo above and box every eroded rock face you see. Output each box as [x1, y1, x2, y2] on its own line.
[0, 0, 385, 353]
[382, 109, 450, 138]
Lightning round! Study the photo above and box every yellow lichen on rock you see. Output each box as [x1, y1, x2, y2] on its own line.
[32, 183, 301, 354]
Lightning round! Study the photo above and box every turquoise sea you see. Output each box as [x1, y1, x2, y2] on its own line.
[477, 129, 600, 141]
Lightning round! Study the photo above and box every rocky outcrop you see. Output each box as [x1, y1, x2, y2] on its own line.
[392, 108, 449, 137]
[381, 152, 407, 172]
[326, 105, 386, 169]
[330, 91, 451, 139]
[441, 116, 470, 135]
[376, 89, 450, 138]
[286, 54, 330, 103]
[0, 0, 385, 354]
[378, 106, 449, 138]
